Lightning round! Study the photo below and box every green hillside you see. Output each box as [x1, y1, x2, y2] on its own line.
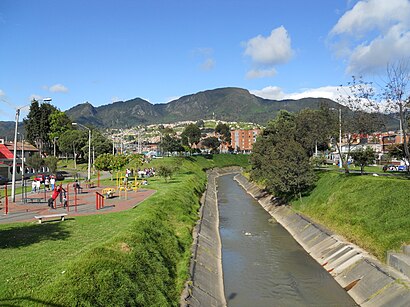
[292, 171, 410, 261]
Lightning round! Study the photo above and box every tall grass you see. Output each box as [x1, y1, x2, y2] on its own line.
[292, 172, 410, 261]
[0, 154, 247, 306]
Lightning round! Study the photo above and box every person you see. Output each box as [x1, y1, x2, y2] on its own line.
[50, 176, 56, 191]
[36, 179, 41, 193]
[47, 184, 65, 209]
[31, 180, 37, 193]
[44, 177, 50, 191]
[73, 180, 82, 193]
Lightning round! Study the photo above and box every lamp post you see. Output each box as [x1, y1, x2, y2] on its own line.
[72, 123, 91, 181]
[11, 105, 29, 202]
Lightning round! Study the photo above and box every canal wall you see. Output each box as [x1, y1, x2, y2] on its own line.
[234, 173, 410, 307]
[182, 167, 241, 306]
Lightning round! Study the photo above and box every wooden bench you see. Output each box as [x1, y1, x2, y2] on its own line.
[101, 188, 116, 198]
[34, 213, 68, 224]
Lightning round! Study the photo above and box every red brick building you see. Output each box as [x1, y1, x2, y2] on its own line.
[230, 129, 261, 153]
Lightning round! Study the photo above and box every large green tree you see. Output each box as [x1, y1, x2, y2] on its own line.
[250, 110, 316, 200]
[24, 100, 57, 154]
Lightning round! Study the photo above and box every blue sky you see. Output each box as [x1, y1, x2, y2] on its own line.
[1, 0, 410, 121]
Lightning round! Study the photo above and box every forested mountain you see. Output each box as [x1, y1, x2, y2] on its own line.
[65, 87, 344, 128]
[0, 87, 400, 137]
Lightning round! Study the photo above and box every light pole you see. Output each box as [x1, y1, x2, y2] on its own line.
[11, 105, 29, 202]
[72, 123, 91, 181]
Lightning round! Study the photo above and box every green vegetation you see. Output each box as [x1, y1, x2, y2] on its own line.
[0, 154, 247, 306]
[291, 171, 410, 261]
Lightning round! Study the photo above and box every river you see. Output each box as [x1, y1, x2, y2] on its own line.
[218, 174, 357, 306]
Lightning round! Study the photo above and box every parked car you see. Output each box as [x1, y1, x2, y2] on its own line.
[55, 171, 71, 181]
[398, 165, 407, 172]
[0, 175, 9, 185]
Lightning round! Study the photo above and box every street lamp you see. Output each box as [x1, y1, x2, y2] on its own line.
[11, 105, 29, 202]
[72, 123, 91, 181]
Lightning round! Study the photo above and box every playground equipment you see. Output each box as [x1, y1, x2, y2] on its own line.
[96, 192, 104, 210]
[116, 171, 139, 192]
[1, 184, 9, 215]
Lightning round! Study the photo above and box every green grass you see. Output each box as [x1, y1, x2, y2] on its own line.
[0, 154, 247, 306]
[292, 171, 410, 261]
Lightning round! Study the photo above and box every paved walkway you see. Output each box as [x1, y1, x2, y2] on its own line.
[0, 184, 156, 224]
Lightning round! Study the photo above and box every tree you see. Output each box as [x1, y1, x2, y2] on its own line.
[335, 77, 384, 173]
[160, 134, 183, 156]
[156, 165, 175, 183]
[250, 110, 316, 200]
[295, 108, 334, 157]
[44, 156, 59, 174]
[382, 60, 410, 170]
[24, 100, 59, 155]
[181, 123, 201, 153]
[26, 153, 44, 172]
[350, 147, 376, 175]
[58, 130, 85, 167]
[215, 122, 231, 143]
[202, 136, 221, 153]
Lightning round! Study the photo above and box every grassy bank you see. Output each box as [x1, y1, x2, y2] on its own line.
[0, 154, 248, 306]
[291, 171, 410, 261]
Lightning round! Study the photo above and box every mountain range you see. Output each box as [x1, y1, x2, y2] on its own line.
[65, 87, 342, 128]
[0, 87, 399, 139]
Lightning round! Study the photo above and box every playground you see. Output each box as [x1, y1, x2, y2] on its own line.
[0, 176, 156, 224]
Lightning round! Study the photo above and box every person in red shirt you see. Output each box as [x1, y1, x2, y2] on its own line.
[47, 184, 65, 209]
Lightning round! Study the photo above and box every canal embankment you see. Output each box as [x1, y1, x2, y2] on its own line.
[234, 173, 410, 306]
[182, 167, 241, 306]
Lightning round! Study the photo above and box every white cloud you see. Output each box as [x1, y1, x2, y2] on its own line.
[246, 68, 277, 79]
[330, 0, 410, 74]
[49, 84, 69, 93]
[0, 89, 5, 97]
[244, 26, 293, 65]
[250, 86, 285, 100]
[251, 85, 343, 101]
[201, 58, 215, 71]
[193, 47, 216, 71]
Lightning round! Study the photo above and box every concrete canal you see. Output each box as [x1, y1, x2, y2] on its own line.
[218, 174, 357, 306]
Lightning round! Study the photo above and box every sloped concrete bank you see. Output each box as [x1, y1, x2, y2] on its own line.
[182, 167, 241, 307]
[234, 174, 410, 307]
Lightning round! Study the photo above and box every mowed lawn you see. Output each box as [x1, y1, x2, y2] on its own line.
[0, 209, 136, 300]
[0, 154, 249, 306]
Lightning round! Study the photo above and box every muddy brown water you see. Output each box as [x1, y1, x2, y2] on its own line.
[218, 174, 357, 306]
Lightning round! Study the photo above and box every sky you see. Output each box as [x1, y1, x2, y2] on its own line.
[1, 0, 410, 121]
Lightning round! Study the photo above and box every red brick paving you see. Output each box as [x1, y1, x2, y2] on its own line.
[0, 184, 156, 224]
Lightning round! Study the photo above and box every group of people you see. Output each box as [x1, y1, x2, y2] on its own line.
[31, 175, 57, 193]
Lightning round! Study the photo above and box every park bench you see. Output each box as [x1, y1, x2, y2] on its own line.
[102, 188, 116, 199]
[34, 213, 68, 224]
[24, 197, 47, 203]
